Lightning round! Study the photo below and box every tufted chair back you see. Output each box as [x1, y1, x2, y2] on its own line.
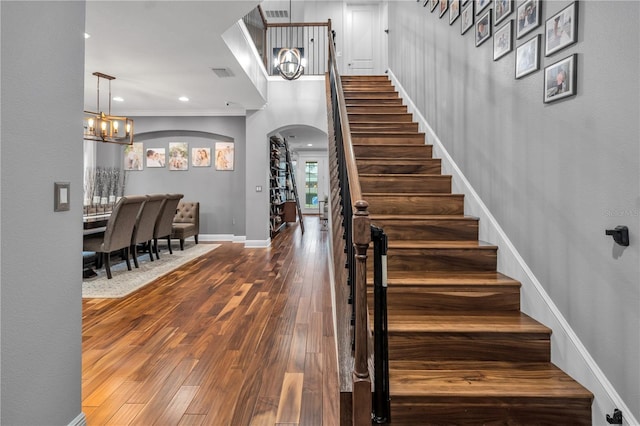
[172, 201, 200, 250]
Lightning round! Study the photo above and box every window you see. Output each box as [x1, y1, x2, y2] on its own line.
[304, 161, 318, 208]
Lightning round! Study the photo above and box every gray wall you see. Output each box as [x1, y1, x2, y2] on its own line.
[97, 116, 247, 237]
[388, 0, 640, 420]
[1, 1, 85, 424]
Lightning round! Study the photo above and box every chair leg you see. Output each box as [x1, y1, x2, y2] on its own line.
[153, 238, 160, 259]
[105, 253, 112, 279]
[195, 235, 199, 244]
[147, 241, 154, 262]
[167, 236, 173, 254]
[132, 244, 140, 268]
[125, 247, 132, 271]
[180, 239, 185, 251]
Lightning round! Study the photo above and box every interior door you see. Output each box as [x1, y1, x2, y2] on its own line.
[345, 3, 381, 75]
[296, 155, 328, 215]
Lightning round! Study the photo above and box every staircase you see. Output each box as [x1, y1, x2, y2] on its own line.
[341, 75, 593, 425]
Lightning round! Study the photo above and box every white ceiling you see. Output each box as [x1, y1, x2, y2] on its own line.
[84, 0, 328, 151]
[84, 1, 263, 117]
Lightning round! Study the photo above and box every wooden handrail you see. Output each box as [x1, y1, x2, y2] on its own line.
[327, 26, 372, 426]
[266, 21, 330, 28]
[327, 31, 362, 206]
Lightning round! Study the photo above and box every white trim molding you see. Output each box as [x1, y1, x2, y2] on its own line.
[387, 69, 638, 426]
[68, 412, 86, 426]
[244, 238, 271, 248]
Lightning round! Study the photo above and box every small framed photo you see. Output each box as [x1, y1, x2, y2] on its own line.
[461, 2, 474, 34]
[192, 147, 211, 167]
[145, 148, 165, 168]
[431, 0, 439, 12]
[169, 142, 189, 171]
[544, 54, 577, 103]
[476, 0, 490, 16]
[439, 0, 449, 17]
[515, 34, 540, 79]
[545, 1, 578, 56]
[495, 0, 512, 25]
[124, 142, 143, 171]
[423, 0, 429, 7]
[450, 0, 461, 24]
[493, 20, 512, 61]
[516, 0, 540, 39]
[462, 0, 469, 4]
[215, 142, 235, 171]
[475, 10, 492, 46]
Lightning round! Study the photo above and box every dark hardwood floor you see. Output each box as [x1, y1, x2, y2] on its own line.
[82, 216, 339, 425]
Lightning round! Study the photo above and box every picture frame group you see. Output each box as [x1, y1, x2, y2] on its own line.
[423, 0, 580, 103]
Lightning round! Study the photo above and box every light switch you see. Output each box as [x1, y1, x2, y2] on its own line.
[54, 182, 70, 211]
[256, 186, 263, 192]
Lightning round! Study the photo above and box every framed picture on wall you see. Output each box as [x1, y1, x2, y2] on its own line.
[431, 0, 439, 12]
[439, 0, 449, 17]
[545, 1, 578, 56]
[494, 0, 512, 25]
[461, 2, 474, 34]
[146, 148, 166, 168]
[215, 142, 234, 171]
[475, 0, 490, 16]
[515, 34, 540, 78]
[544, 54, 577, 103]
[450, 0, 461, 24]
[124, 142, 143, 171]
[516, 0, 540, 39]
[475, 10, 492, 46]
[169, 142, 189, 171]
[493, 20, 512, 60]
[192, 147, 211, 167]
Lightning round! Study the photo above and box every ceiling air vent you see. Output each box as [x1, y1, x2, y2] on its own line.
[211, 68, 234, 78]
[264, 10, 288, 19]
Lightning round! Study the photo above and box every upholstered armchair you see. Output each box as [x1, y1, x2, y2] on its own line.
[171, 201, 199, 250]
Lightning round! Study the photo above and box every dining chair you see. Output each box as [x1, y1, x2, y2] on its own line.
[130, 193, 165, 268]
[153, 193, 184, 259]
[83, 195, 147, 279]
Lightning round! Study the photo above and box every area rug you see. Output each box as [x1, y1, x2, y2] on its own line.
[82, 242, 220, 299]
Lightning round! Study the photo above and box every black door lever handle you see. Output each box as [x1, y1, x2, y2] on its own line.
[605, 226, 629, 246]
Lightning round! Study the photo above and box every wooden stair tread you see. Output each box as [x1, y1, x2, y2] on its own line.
[360, 173, 448, 178]
[384, 240, 497, 249]
[388, 361, 593, 399]
[364, 192, 462, 196]
[357, 157, 436, 162]
[383, 312, 551, 334]
[370, 214, 476, 220]
[383, 271, 520, 287]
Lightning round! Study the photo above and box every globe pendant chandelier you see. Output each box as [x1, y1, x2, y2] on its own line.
[274, 0, 305, 80]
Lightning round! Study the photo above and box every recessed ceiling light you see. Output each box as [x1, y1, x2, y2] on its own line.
[112, 96, 124, 102]
[84, 33, 91, 39]
[179, 96, 189, 102]
[307, 143, 313, 147]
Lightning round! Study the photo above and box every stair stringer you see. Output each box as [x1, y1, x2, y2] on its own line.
[387, 69, 637, 426]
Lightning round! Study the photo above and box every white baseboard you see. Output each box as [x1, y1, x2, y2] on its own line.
[68, 412, 86, 426]
[244, 239, 271, 248]
[188, 234, 267, 248]
[198, 233, 245, 243]
[388, 69, 638, 426]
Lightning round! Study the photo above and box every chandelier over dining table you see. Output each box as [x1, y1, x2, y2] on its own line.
[83, 72, 134, 145]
